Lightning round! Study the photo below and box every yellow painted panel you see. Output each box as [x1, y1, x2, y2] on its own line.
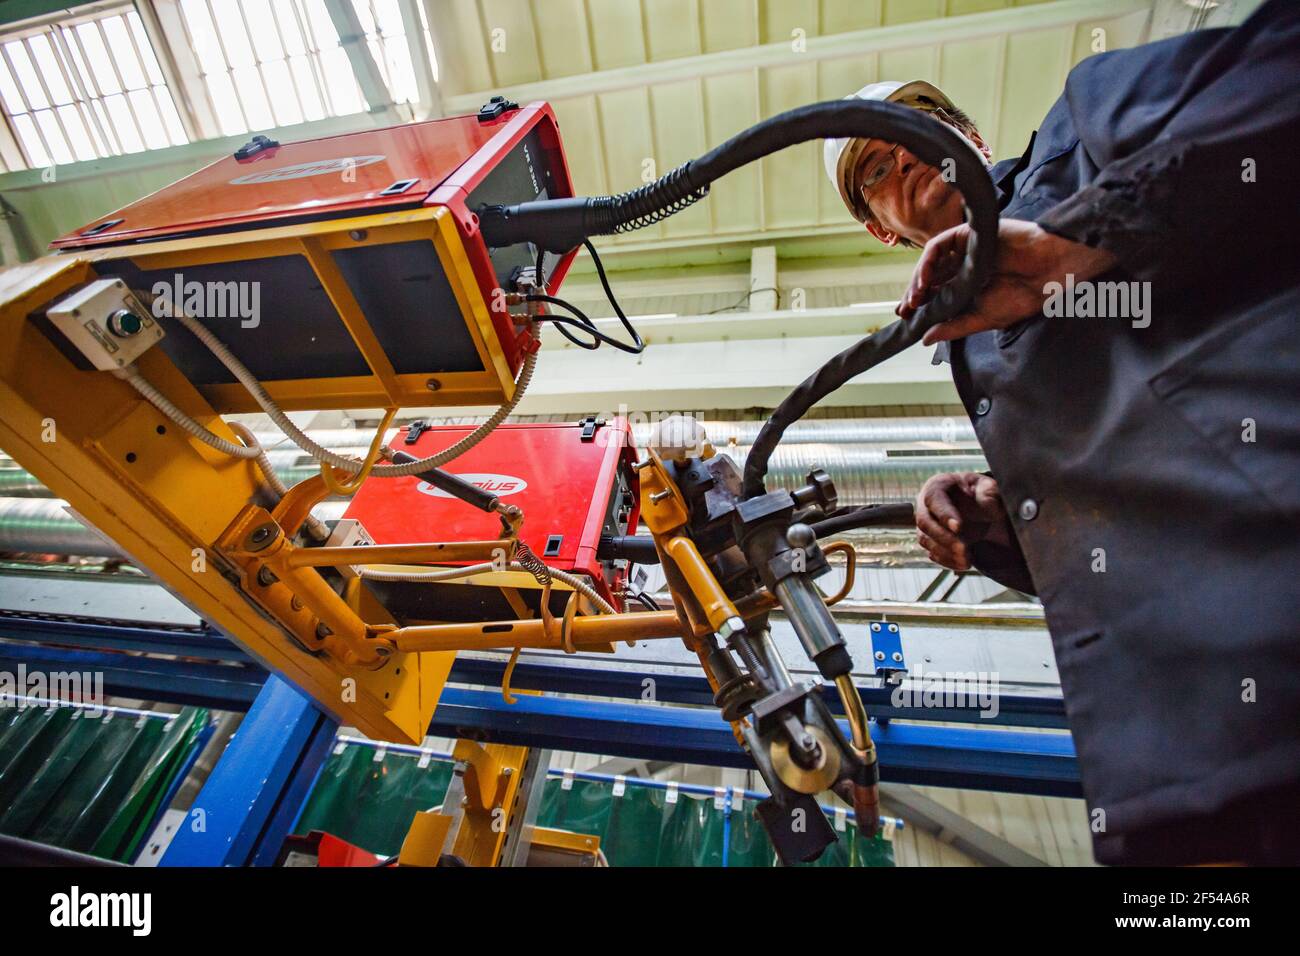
[762, 62, 821, 230]
[586, 0, 648, 71]
[550, 96, 607, 195]
[702, 72, 762, 234]
[650, 79, 712, 238]
[999, 27, 1069, 160]
[946, 0, 1011, 15]
[644, 0, 703, 61]
[820, 0, 884, 34]
[1071, 11, 1152, 66]
[433, 3, 496, 96]
[878, 46, 940, 88]
[480, 0, 544, 85]
[700, 0, 759, 52]
[534, 0, 595, 78]
[597, 87, 657, 195]
[882, 0, 944, 26]
[759, 0, 819, 46]
[937, 35, 1004, 144]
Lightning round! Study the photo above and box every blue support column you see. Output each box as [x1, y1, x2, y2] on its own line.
[161, 675, 338, 867]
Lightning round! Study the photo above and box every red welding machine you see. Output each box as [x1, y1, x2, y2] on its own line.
[50, 99, 577, 412]
[344, 419, 640, 620]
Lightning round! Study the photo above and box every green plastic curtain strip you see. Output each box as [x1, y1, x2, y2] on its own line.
[328, 733, 904, 832]
[294, 735, 896, 867]
[0, 699, 210, 862]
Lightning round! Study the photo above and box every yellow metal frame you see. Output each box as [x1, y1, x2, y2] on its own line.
[0, 255, 449, 743]
[77, 205, 518, 413]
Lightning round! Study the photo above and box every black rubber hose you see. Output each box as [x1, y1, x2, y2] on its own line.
[479, 100, 999, 497]
[388, 450, 498, 512]
[810, 503, 916, 538]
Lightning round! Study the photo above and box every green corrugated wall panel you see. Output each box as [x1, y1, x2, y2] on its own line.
[295, 743, 895, 867]
[0, 705, 209, 862]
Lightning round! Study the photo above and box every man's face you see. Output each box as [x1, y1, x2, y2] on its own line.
[856, 138, 967, 247]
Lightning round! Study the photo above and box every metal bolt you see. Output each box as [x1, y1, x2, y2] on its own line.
[891, 652, 903, 663]
[316, 623, 332, 639]
[716, 615, 746, 641]
[1019, 498, 1039, 521]
[650, 488, 672, 503]
[975, 397, 991, 416]
[290, 596, 303, 612]
[425, 378, 441, 391]
[888, 623, 898, 633]
[349, 229, 367, 241]
[871, 623, 881, 632]
[245, 523, 279, 552]
[632, 458, 652, 471]
[374, 645, 392, 658]
[874, 651, 885, 661]
[256, 566, 277, 587]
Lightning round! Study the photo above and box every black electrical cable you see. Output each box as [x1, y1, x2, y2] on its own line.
[630, 591, 661, 612]
[524, 240, 647, 354]
[526, 294, 644, 353]
[582, 238, 645, 352]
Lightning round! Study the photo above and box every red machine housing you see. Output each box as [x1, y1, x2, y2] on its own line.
[344, 419, 641, 609]
[52, 101, 578, 377]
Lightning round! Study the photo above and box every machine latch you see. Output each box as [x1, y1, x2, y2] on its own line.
[80, 218, 123, 236]
[477, 95, 520, 123]
[404, 420, 431, 444]
[233, 134, 280, 160]
[578, 416, 603, 441]
[379, 178, 420, 196]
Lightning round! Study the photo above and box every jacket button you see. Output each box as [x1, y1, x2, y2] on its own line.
[975, 397, 991, 416]
[1019, 498, 1039, 521]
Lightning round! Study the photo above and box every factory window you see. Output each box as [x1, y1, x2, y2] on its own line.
[0, 5, 189, 172]
[172, 0, 431, 138]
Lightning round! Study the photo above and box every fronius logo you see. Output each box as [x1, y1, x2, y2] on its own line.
[415, 474, 528, 499]
[229, 155, 386, 184]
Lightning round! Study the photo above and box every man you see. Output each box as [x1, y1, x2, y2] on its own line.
[823, 0, 1299, 864]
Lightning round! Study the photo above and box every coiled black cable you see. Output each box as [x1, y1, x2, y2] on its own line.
[587, 164, 710, 234]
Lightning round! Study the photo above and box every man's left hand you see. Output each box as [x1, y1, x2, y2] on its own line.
[897, 219, 1118, 344]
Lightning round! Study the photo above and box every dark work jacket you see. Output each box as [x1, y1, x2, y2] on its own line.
[947, 0, 1300, 863]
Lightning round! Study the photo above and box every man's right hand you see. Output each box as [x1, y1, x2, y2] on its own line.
[914, 472, 1013, 571]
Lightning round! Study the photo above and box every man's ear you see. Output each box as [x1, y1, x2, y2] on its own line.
[965, 126, 992, 162]
[865, 221, 898, 246]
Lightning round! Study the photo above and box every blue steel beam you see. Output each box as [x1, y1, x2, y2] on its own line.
[0, 615, 1067, 727]
[0, 615, 253, 661]
[427, 687, 1082, 798]
[161, 676, 338, 867]
[0, 641, 264, 709]
[1, 622, 1077, 795]
[447, 656, 1069, 729]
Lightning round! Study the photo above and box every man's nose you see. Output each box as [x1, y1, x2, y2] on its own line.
[895, 145, 919, 174]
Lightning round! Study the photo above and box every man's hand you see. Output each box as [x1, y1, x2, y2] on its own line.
[914, 472, 1013, 571]
[897, 219, 1118, 344]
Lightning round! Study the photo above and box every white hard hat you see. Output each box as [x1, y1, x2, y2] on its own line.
[823, 80, 960, 224]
